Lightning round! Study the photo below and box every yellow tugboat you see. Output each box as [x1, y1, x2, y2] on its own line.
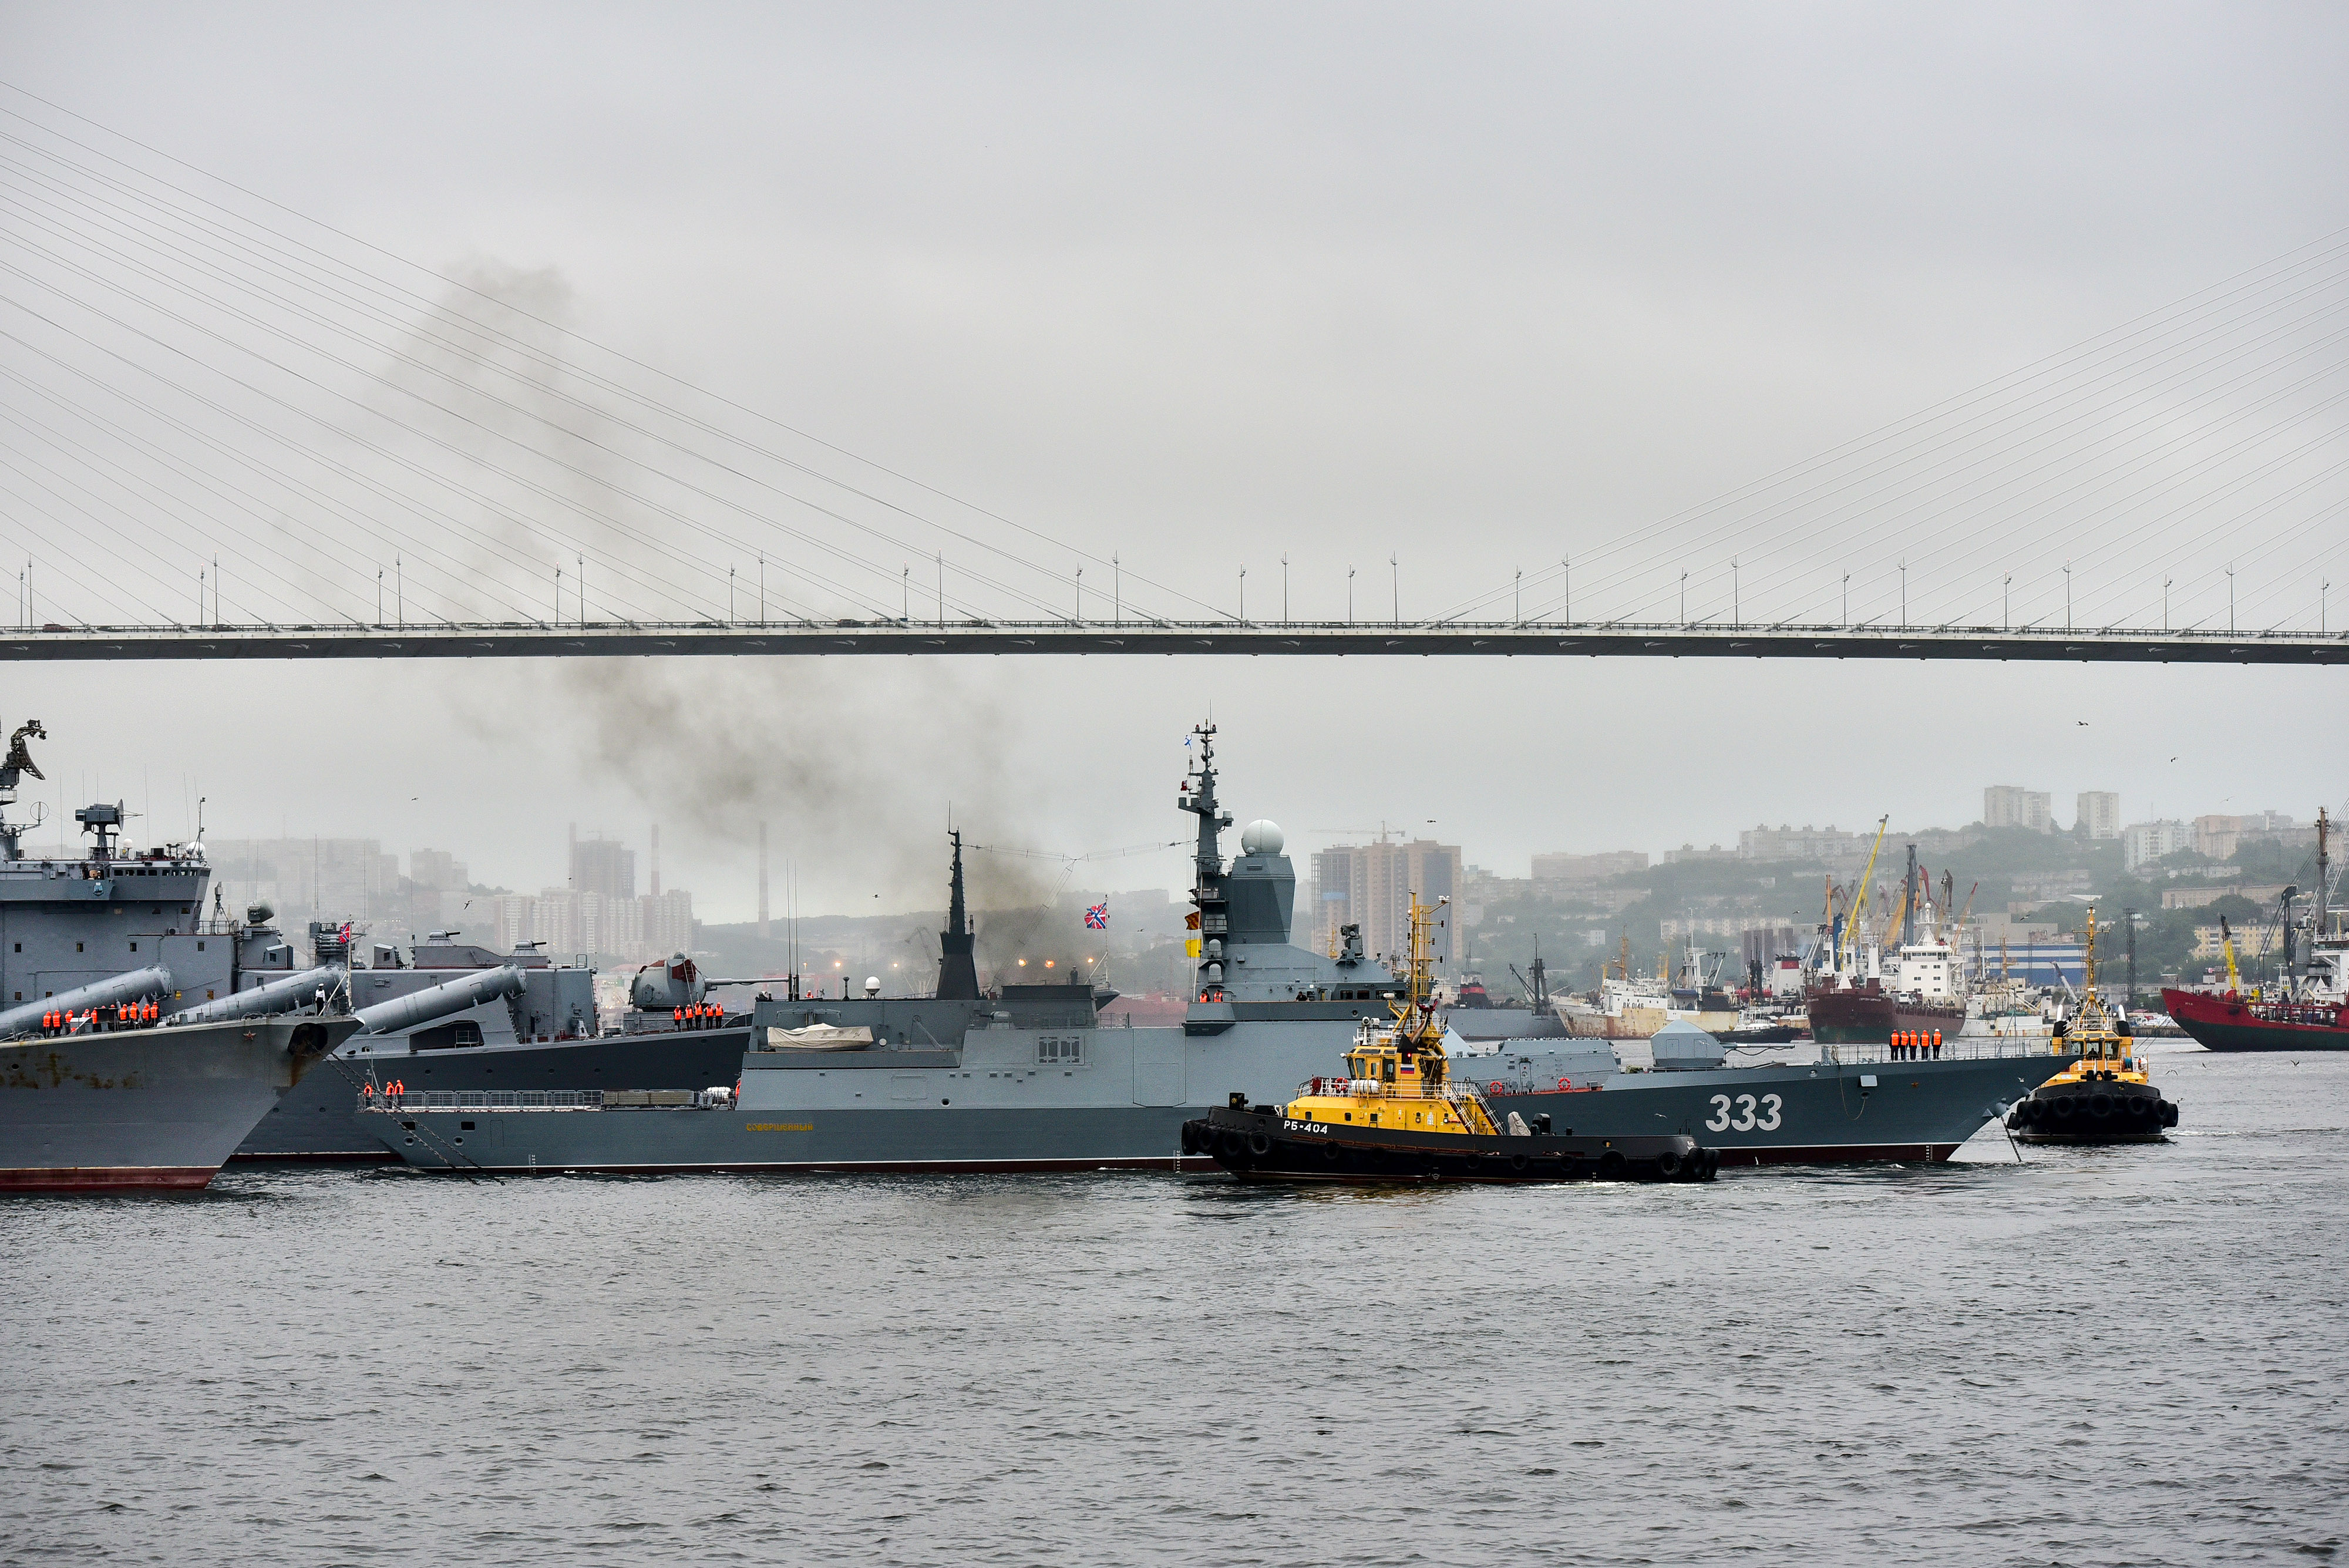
[2007, 903, 2179, 1145]
[1183, 896, 1715, 1184]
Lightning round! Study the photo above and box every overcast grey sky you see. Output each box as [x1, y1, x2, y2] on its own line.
[2, 2, 2345, 917]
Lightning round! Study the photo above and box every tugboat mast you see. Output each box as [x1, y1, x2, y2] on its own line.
[1390, 893, 1448, 1055]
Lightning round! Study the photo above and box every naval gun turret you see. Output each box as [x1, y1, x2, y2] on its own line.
[631, 952, 708, 1011]
[628, 952, 785, 1016]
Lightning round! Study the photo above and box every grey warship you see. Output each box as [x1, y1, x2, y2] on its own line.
[369, 724, 2076, 1175]
[0, 721, 360, 1192]
[238, 831, 1068, 1159]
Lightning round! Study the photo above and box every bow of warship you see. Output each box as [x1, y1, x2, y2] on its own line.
[0, 719, 361, 1192]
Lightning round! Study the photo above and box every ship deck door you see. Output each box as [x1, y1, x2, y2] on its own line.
[1132, 1037, 1183, 1105]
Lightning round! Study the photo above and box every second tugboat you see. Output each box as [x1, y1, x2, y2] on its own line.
[2008, 903, 2178, 1146]
[1185, 896, 1716, 1185]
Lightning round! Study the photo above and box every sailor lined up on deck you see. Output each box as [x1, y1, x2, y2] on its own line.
[1891, 1029, 1943, 1061]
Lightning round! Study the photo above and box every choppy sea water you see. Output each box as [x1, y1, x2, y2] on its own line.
[5, 1051, 2346, 1567]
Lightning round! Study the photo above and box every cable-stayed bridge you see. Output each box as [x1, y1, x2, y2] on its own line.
[1, 89, 2344, 667]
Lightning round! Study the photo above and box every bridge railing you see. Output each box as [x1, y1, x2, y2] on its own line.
[6, 618, 2344, 665]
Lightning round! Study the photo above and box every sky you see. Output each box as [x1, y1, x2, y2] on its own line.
[1, 2, 2345, 918]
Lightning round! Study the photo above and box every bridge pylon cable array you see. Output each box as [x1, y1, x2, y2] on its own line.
[0, 82, 2341, 646]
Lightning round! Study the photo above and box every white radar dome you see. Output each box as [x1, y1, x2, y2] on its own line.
[1240, 820, 1285, 856]
[864, 975, 882, 997]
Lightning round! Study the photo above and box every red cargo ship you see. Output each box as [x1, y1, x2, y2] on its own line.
[1806, 980, 1966, 1046]
[2160, 809, 2346, 1052]
[2159, 987, 2349, 1052]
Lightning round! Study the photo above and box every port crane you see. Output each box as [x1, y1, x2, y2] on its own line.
[1836, 816, 1892, 977]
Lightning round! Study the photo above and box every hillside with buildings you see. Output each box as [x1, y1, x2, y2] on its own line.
[1298, 787, 2336, 1006]
[191, 783, 2331, 1005]
[206, 825, 698, 967]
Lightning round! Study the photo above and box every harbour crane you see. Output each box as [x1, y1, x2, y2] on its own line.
[1839, 816, 1891, 975]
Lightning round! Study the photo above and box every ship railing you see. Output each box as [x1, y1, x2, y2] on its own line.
[1291, 1076, 1488, 1102]
[1822, 1037, 2068, 1065]
[2244, 1000, 2348, 1027]
[379, 1089, 604, 1112]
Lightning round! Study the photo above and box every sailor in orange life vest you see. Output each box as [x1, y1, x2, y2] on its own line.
[1890, 1028, 1946, 1061]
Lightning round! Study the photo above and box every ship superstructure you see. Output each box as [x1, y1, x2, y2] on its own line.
[1808, 836, 1966, 1045]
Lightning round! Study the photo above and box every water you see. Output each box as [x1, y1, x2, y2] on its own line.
[5, 1051, 2346, 1567]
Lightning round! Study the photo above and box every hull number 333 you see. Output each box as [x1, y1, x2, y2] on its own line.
[1706, 1092, 1782, 1133]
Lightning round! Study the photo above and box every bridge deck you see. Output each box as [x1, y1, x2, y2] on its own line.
[2, 621, 2340, 664]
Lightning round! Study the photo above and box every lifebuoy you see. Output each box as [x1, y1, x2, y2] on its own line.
[1489, 1081, 1508, 1096]
[1557, 1078, 1574, 1092]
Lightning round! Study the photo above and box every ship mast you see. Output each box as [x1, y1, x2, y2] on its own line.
[0, 718, 47, 862]
[2318, 806, 2332, 944]
[1179, 723, 1233, 1001]
[935, 829, 980, 1000]
[1902, 843, 1919, 947]
[1389, 892, 1447, 1054]
[2073, 901, 2117, 1046]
